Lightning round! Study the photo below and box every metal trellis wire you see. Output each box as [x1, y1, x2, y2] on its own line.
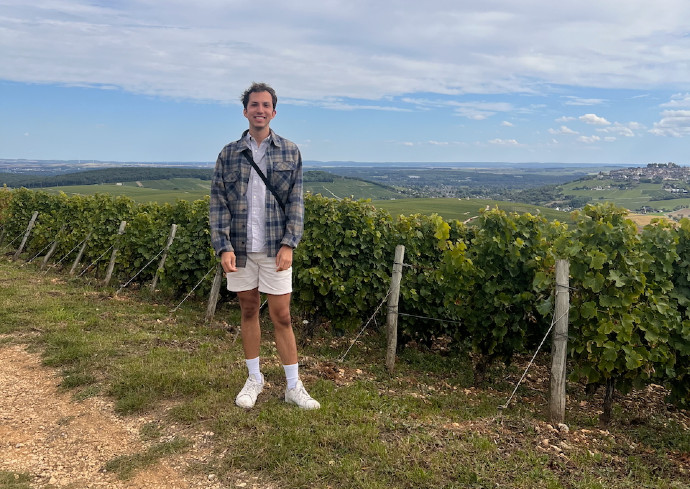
[339, 287, 392, 362]
[43, 236, 90, 274]
[77, 245, 114, 278]
[499, 283, 571, 411]
[171, 265, 217, 313]
[24, 240, 56, 265]
[115, 246, 166, 294]
[1, 230, 26, 250]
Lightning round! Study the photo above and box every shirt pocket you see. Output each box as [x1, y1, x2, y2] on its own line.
[270, 160, 296, 196]
[222, 171, 242, 201]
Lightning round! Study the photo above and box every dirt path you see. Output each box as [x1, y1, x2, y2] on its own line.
[0, 343, 265, 489]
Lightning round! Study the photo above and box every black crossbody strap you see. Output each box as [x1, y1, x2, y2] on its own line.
[241, 149, 286, 213]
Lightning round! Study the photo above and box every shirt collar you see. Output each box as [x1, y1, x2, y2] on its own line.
[242, 129, 274, 147]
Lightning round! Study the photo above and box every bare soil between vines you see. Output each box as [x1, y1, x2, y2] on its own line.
[0, 342, 270, 489]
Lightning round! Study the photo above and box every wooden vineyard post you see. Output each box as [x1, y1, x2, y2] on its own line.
[103, 221, 127, 286]
[151, 223, 177, 293]
[549, 259, 570, 424]
[206, 263, 224, 323]
[13, 211, 38, 260]
[69, 231, 92, 275]
[386, 245, 405, 372]
[42, 224, 66, 270]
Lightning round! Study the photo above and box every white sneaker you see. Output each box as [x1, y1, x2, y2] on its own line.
[285, 380, 320, 410]
[235, 374, 263, 409]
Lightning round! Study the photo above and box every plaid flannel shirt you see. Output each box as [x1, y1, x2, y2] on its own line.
[210, 129, 304, 268]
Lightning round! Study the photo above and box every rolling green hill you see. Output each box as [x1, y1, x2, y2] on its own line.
[36, 171, 405, 203]
[36, 181, 568, 222]
[372, 198, 569, 222]
[560, 177, 690, 213]
[304, 171, 404, 200]
[17, 166, 666, 223]
[40, 179, 210, 204]
[0, 167, 213, 188]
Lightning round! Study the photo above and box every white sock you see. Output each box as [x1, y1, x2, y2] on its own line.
[246, 357, 263, 384]
[283, 363, 299, 390]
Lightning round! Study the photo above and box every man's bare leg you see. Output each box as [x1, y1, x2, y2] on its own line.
[267, 293, 320, 409]
[237, 288, 261, 359]
[234, 288, 265, 409]
[267, 292, 297, 365]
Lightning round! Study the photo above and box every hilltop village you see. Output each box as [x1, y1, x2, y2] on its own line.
[585, 162, 690, 216]
[602, 162, 690, 189]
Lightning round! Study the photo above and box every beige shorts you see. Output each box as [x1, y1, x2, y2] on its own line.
[226, 252, 292, 295]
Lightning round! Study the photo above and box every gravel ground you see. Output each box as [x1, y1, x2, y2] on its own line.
[0, 343, 270, 489]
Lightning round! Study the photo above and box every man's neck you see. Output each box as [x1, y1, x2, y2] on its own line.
[248, 127, 270, 145]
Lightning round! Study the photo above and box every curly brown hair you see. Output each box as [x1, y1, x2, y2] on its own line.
[241, 82, 277, 109]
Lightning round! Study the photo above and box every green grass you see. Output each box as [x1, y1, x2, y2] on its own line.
[372, 197, 570, 223]
[41, 180, 210, 204]
[39, 179, 572, 224]
[0, 472, 32, 489]
[561, 178, 690, 212]
[1, 257, 689, 488]
[104, 436, 191, 480]
[41, 174, 403, 204]
[305, 179, 403, 200]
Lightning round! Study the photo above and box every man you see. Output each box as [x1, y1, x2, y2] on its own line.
[210, 82, 319, 410]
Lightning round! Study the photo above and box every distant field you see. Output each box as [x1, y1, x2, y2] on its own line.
[38, 180, 569, 223]
[42, 175, 403, 203]
[372, 198, 570, 223]
[649, 197, 690, 209]
[305, 180, 402, 200]
[560, 178, 688, 212]
[42, 178, 210, 204]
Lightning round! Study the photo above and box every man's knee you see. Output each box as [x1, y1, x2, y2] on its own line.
[241, 306, 260, 322]
[273, 311, 292, 330]
[238, 291, 261, 319]
[269, 303, 292, 329]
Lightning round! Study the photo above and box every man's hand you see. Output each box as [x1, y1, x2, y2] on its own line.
[276, 245, 293, 271]
[220, 251, 237, 273]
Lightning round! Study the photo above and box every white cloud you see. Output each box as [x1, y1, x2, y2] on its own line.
[488, 138, 521, 146]
[2, 1, 690, 104]
[403, 98, 515, 119]
[454, 102, 515, 120]
[318, 100, 412, 112]
[649, 110, 690, 137]
[661, 93, 690, 108]
[549, 125, 578, 135]
[596, 122, 643, 137]
[579, 113, 611, 125]
[563, 96, 606, 106]
[577, 135, 601, 143]
[556, 116, 576, 122]
[501, 121, 514, 127]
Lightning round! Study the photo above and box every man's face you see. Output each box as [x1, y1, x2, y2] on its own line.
[244, 91, 276, 132]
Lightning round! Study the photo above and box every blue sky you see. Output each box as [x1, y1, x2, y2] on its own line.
[2, 1, 690, 165]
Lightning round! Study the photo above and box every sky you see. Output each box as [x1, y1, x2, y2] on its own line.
[1, 1, 690, 165]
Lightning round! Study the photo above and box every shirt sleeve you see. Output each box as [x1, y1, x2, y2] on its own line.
[210, 150, 234, 256]
[281, 148, 304, 249]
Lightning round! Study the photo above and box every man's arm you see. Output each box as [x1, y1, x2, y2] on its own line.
[210, 150, 235, 258]
[280, 148, 304, 250]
